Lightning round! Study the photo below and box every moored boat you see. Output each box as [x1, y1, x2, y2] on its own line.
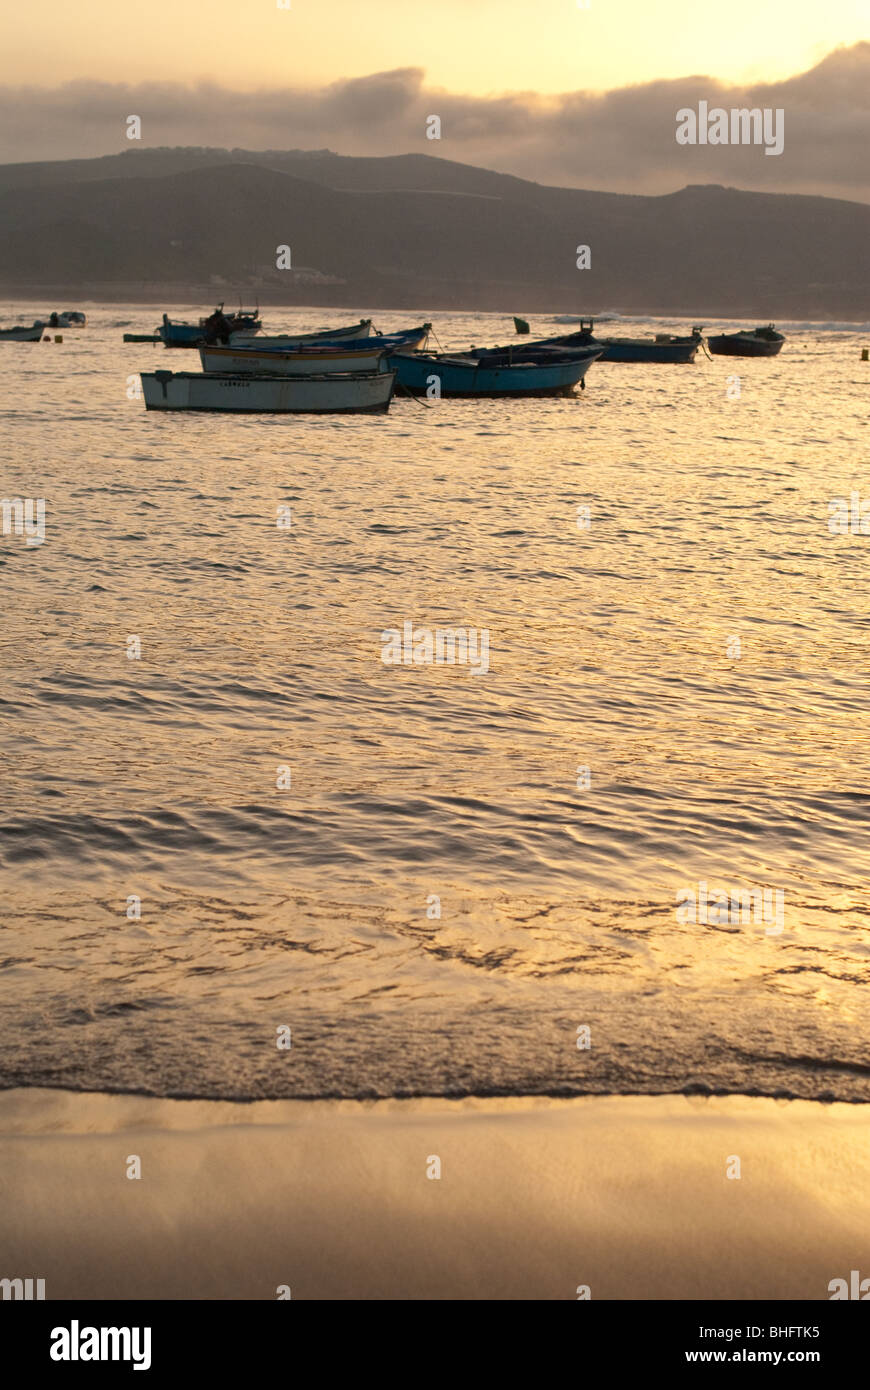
[387, 349, 601, 397]
[707, 324, 785, 357]
[157, 305, 263, 348]
[540, 320, 702, 363]
[201, 325, 430, 376]
[0, 323, 45, 342]
[230, 318, 373, 348]
[470, 342, 605, 367]
[44, 310, 87, 328]
[242, 324, 430, 354]
[156, 317, 203, 348]
[199, 342, 389, 376]
[140, 369, 397, 413]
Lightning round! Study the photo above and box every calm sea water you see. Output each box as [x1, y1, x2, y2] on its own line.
[1, 303, 869, 1100]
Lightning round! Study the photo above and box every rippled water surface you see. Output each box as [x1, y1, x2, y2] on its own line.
[1, 304, 869, 1099]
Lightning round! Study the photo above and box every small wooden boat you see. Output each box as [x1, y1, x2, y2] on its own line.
[470, 343, 603, 368]
[230, 319, 373, 348]
[707, 325, 785, 357]
[157, 317, 204, 348]
[157, 305, 263, 348]
[541, 320, 702, 363]
[124, 333, 162, 343]
[203, 325, 431, 376]
[387, 349, 601, 397]
[140, 369, 397, 414]
[200, 342, 389, 376]
[0, 323, 44, 342]
[289, 325, 430, 352]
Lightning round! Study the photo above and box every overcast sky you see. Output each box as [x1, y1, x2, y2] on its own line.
[1, 18, 867, 202]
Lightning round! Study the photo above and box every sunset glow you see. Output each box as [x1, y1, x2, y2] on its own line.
[4, 0, 869, 91]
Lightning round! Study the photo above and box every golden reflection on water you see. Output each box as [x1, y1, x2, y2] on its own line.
[1, 306, 868, 1098]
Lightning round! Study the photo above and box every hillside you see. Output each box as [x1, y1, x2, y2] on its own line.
[0, 148, 866, 315]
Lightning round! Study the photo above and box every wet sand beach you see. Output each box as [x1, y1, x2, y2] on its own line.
[1, 1088, 866, 1300]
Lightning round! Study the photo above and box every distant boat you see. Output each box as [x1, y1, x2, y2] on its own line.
[540, 320, 702, 363]
[387, 349, 601, 397]
[0, 323, 44, 342]
[157, 305, 262, 348]
[140, 369, 397, 414]
[707, 324, 785, 357]
[230, 319, 373, 348]
[200, 342, 389, 376]
[513, 316, 531, 334]
[44, 310, 87, 328]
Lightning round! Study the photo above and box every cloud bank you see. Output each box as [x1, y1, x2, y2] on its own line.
[1, 43, 867, 201]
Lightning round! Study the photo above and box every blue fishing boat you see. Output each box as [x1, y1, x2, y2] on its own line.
[157, 317, 204, 348]
[387, 349, 601, 397]
[157, 305, 262, 349]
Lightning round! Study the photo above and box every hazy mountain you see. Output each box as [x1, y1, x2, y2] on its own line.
[0, 147, 867, 316]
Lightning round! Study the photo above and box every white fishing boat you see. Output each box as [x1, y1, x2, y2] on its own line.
[0, 323, 44, 342]
[230, 319, 373, 348]
[199, 343, 388, 376]
[140, 369, 397, 414]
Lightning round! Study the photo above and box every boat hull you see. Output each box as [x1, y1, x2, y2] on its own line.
[543, 331, 698, 363]
[199, 344, 387, 376]
[0, 324, 44, 342]
[141, 370, 396, 413]
[598, 340, 698, 363]
[158, 312, 263, 348]
[707, 335, 784, 357]
[230, 319, 373, 348]
[158, 324, 202, 348]
[388, 352, 599, 397]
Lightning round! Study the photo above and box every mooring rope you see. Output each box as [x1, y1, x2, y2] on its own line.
[396, 380, 433, 409]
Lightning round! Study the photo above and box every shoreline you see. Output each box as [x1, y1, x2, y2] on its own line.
[1, 1088, 865, 1300]
[0, 291, 866, 322]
